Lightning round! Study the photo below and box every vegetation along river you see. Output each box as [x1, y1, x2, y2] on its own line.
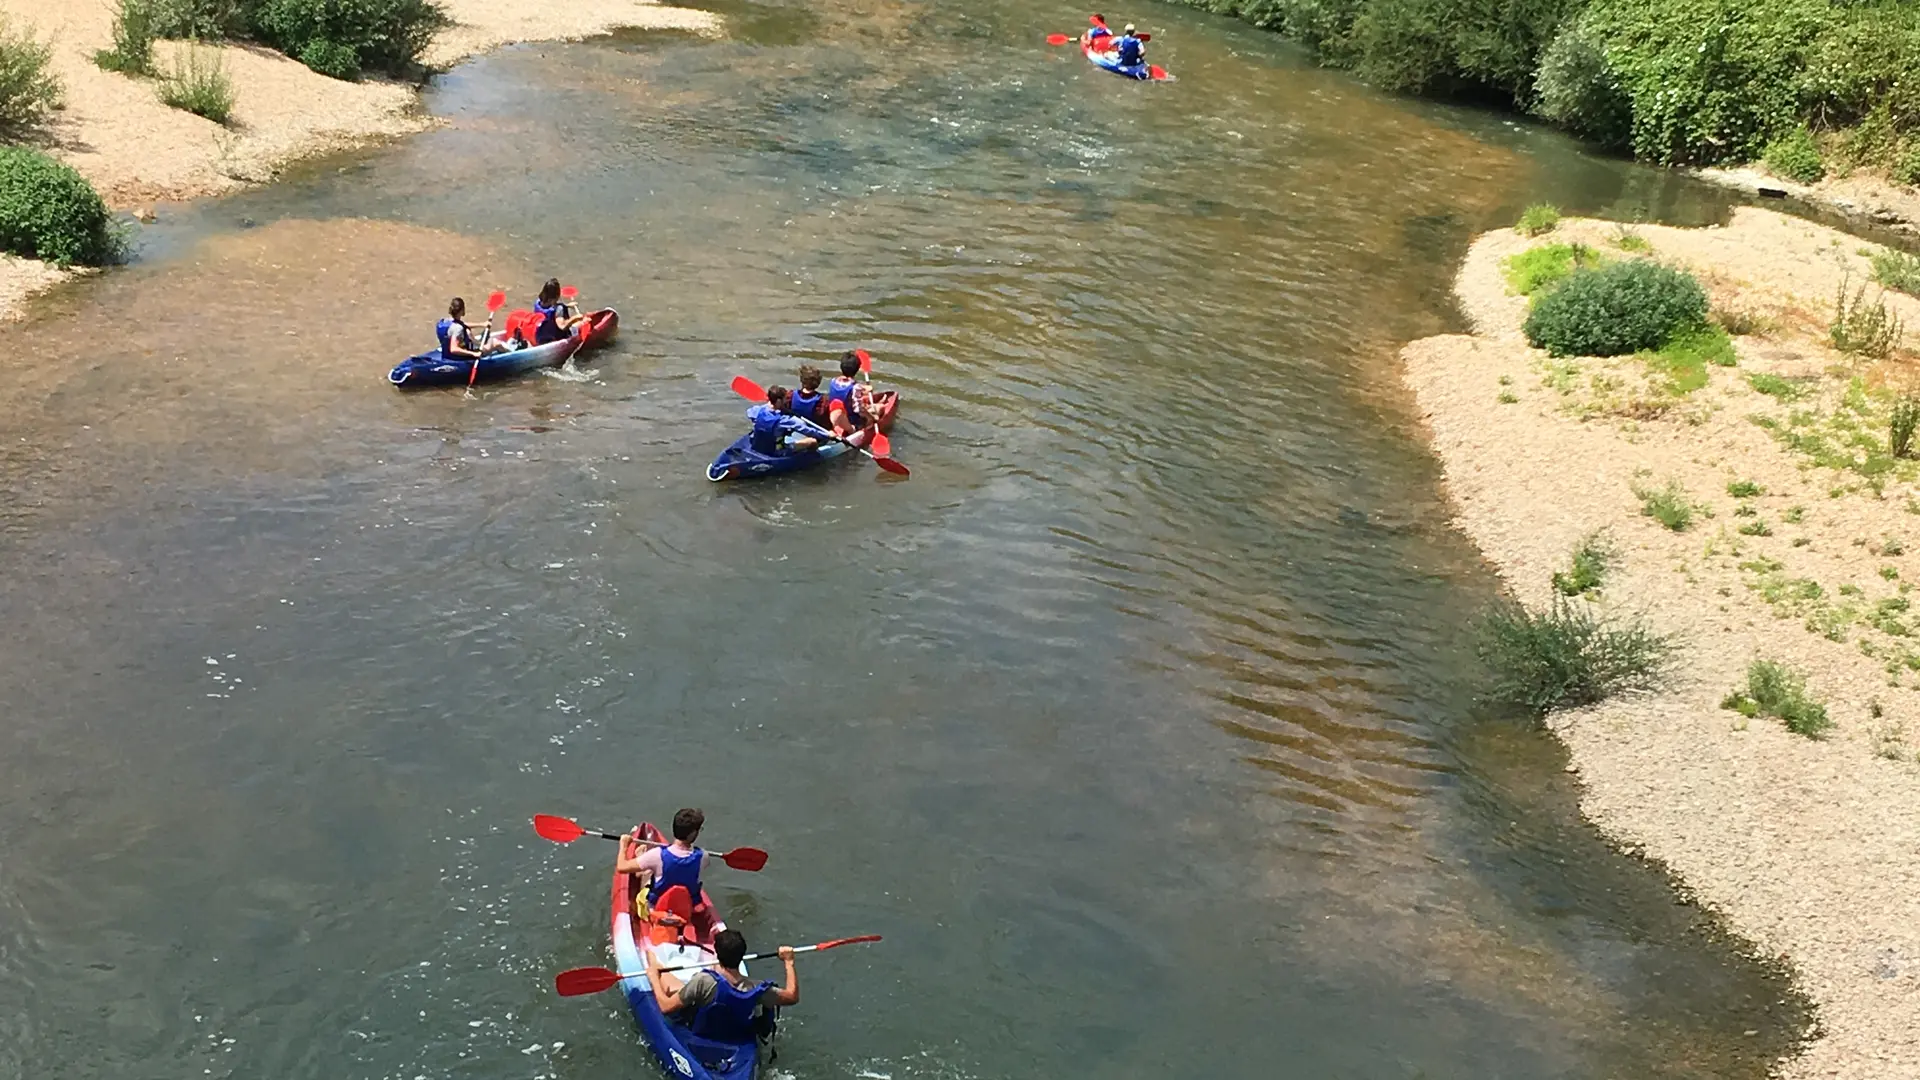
[0, 1, 1813, 1077]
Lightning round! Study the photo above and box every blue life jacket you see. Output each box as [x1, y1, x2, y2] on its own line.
[788, 388, 825, 422]
[436, 317, 473, 362]
[747, 403, 796, 456]
[826, 378, 865, 426]
[689, 973, 773, 1043]
[1116, 35, 1143, 66]
[1087, 26, 1112, 42]
[533, 299, 568, 345]
[648, 844, 705, 904]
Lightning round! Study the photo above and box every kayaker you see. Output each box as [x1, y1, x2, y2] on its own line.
[786, 364, 827, 424]
[825, 352, 876, 438]
[748, 387, 826, 456]
[437, 297, 510, 362]
[643, 929, 799, 1040]
[618, 808, 711, 912]
[532, 278, 588, 345]
[1114, 24, 1145, 67]
[1082, 13, 1112, 48]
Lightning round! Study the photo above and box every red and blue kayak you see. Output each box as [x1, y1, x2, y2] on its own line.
[706, 391, 900, 482]
[1084, 40, 1171, 81]
[610, 824, 764, 1080]
[386, 308, 619, 388]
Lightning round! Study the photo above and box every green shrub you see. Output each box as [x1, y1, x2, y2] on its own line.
[1532, 12, 1634, 150]
[1612, 225, 1651, 252]
[1502, 242, 1601, 295]
[1831, 273, 1904, 359]
[1728, 479, 1763, 497]
[95, 0, 158, 76]
[1477, 595, 1675, 717]
[1748, 372, 1808, 399]
[151, 0, 251, 38]
[1738, 518, 1773, 536]
[298, 38, 360, 79]
[1762, 125, 1825, 183]
[1634, 477, 1697, 531]
[1342, 0, 1586, 99]
[1644, 322, 1736, 393]
[1894, 145, 1920, 188]
[1894, 396, 1920, 459]
[1552, 530, 1618, 596]
[1723, 658, 1831, 737]
[1516, 203, 1561, 236]
[0, 147, 120, 266]
[1872, 249, 1920, 297]
[250, 0, 449, 76]
[159, 45, 235, 125]
[1524, 260, 1709, 357]
[0, 15, 62, 136]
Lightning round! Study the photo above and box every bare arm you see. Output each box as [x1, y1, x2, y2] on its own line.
[615, 832, 663, 878]
[765, 946, 799, 1008]
[643, 949, 687, 1014]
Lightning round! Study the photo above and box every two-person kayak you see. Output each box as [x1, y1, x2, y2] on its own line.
[387, 308, 619, 388]
[706, 390, 901, 482]
[1083, 38, 1171, 81]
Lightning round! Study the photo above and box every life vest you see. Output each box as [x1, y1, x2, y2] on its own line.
[746, 403, 791, 456]
[1115, 35, 1143, 66]
[689, 972, 773, 1043]
[826, 378, 866, 427]
[788, 388, 825, 422]
[648, 844, 705, 904]
[436, 317, 474, 362]
[533, 299, 569, 345]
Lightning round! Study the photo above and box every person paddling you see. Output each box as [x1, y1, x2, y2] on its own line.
[1114, 23, 1145, 67]
[437, 297, 510, 362]
[1082, 13, 1112, 48]
[618, 808, 711, 910]
[532, 278, 588, 345]
[787, 364, 827, 424]
[643, 929, 798, 1040]
[747, 386, 825, 456]
[825, 352, 876, 438]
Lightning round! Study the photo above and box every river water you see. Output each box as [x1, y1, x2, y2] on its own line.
[0, 2, 1807, 1078]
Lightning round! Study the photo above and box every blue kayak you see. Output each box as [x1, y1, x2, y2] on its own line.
[1084, 41, 1170, 81]
[387, 309, 619, 388]
[706, 391, 898, 482]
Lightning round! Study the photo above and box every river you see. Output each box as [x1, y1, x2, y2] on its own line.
[0, 1, 1806, 1078]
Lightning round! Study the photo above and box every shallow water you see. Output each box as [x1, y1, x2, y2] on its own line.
[0, 2, 1805, 1078]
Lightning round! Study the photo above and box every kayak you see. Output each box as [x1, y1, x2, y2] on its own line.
[610, 823, 766, 1080]
[386, 308, 620, 388]
[706, 390, 900, 482]
[1083, 40, 1171, 81]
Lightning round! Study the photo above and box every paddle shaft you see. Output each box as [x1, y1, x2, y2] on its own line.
[657, 940, 845, 975]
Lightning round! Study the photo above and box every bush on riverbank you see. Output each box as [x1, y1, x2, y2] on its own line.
[159, 45, 235, 124]
[0, 16, 63, 136]
[148, 0, 447, 77]
[0, 148, 120, 267]
[1476, 595, 1674, 717]
[1524, 259, 1708, 356]
[97, 0, 159, 76]
[1722, 659, 1831, 737]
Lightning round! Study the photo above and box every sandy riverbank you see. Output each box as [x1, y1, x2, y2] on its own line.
[1401, 206, 1920, 1078]
[0, 0, 717, 318]
[1701, 165, 1920, 239]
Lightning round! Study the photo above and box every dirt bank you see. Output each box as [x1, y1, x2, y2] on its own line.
[1701, 165, 1920, 240]
[0, 0, 717, 319]
[1401, 206, 1920, 1078]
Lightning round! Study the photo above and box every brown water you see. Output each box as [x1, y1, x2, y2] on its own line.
[0, 2, 1807, 1078]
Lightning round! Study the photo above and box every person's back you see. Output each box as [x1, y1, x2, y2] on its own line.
[645, 929, 799, 1044]
[788, 364, 827, 423]
[436, 315, 468, 362]
[747, 387, 821, 456]
[647, 808, 707, 903]
[1115, 26, 1143, 66]
[1084, 13, 1111, 46]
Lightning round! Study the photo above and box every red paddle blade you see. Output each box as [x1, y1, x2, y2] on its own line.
[719, 846, 769, 872]
[1046, 33, 1070, 45]
[855, 348, 872, 374]
[1137, 33, 1152, 41]
[874, 456, 911, 477]
[532, 814, 587, 843]
[1148, 65, 1170, 80]
[730, 374, 767, 401]
[560, 285, 579, 301]
[817, 934, 883, 951]
[870, 432, 892, 457]
[486, 290, 507, 312]
[554, 966, 625, 997]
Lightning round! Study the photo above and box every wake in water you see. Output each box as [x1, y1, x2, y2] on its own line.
[542, 359, 600, 383]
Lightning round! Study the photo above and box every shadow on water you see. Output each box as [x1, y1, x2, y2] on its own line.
[0, 1, 1813, 1078]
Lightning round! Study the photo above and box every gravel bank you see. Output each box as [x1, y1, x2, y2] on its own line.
[1401, 207, 1920, 1079]
[0, 0, 716, 319]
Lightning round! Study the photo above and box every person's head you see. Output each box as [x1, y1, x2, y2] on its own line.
[448, 297, 466, 319]
[714, 928, 747, 968]
[539, 278, 562, 304]
[671, 807, 705, 842]
[1093, 13, 1106, 24]
[839, 352, 862, 378]
[765, 385, 791, 409]
[1124, 23, 1135, 34]
[797, 364, 822, 392]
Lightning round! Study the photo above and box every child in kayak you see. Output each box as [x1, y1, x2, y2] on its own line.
[748, 386, 826, 456]
[1082, 13, 1112, 48]
[786, 364, 828, 424]
[1114, 24, 1145, 67]
[532, 278, 588, 345]
[825, 352, 876, 438]
[436, 297, 512, 362]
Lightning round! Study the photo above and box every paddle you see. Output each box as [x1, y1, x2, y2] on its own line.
[531, 814, 770, 872]
[467, 290, 507, 392]
[552, 936, 883, 997]
[851, 350, 893, 457]
[727, 375, 909, 477]
[1048, 31, 1148, 46]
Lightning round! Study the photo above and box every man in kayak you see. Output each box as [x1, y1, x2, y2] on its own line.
[437, 297, 512, 362]
[643, 929, 799, 1041]
[825, 352, 876, 438]
[786, 364, 827, 424]
[532, 278, 588, 345]
[619, 808, 711, 911]
[1114, 23, 1146, 67]
[1082, 13, 1112, 48]
[748, 386, 827, 456]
